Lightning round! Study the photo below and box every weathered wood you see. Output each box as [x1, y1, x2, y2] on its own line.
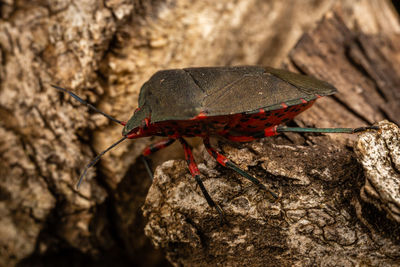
[1, 0, 399, 266]
[288, 13, 400, 129]
[143, 9, 400, 267]
[355, 121, 400, 224]
[0, 1, 346, 266]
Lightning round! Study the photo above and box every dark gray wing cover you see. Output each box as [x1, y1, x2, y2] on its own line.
[125, 66, 337, 132]
[185, 66, 336, 115]
[138, 69, 205, 122]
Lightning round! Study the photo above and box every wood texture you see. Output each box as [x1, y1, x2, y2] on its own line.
[0, 0, 399, 266]
[143, 7, 400, 267]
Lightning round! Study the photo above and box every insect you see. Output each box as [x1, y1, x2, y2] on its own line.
[53, 66, 378, 221]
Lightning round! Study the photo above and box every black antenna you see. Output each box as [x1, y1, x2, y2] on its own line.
[52, 84, 123, 125]
[52, 84, 128, 188]
[76, 136, 127, 189]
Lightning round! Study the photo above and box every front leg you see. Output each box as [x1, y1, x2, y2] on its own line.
[141, 138, 176, 180]
[142, 138, 176, 156]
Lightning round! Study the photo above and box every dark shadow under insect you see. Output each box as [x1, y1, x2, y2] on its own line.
[52, 66, 378, 223]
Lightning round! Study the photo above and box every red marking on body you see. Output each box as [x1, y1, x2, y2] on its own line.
[142, 147, 151, 156]
[192, 111, 208, 120]
[144, 118, 150, 127]
[183, 149, 201, 175]
[315, 94, 322, 98]
[204, 144, 229, 166]
[216, 154, 228, 166]
[280, 102, 288, 109]
[142, 139, 175, 157]
[127, 133, 137, 139]
[167, 132, 180, 138]
[121, 121, 127, 126]
[188, 162, 200, 175]
[227, 135, 256, 142]
[139, 99, 318, 139]
[300, 98, 307, 104]
[264, 126, 278, 136]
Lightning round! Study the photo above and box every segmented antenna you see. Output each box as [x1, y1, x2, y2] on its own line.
[52, 84, 123, 125]
[52, 84, 127, 189]
[76, 136, 127, 189]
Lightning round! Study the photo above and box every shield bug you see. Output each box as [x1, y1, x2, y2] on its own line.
[53, 66, 378, 220]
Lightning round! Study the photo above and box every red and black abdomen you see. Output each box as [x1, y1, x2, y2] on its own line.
[227, 100, 315, 134]
[152, 100, 315, 138]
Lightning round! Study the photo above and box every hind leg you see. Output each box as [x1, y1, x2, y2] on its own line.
[224, 125, 379, 142]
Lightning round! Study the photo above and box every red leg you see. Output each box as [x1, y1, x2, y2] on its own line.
[203, 137, 278, 200]
[179, 138, 225, 222]
[142, 138, 175, 156]
[224, 126, 279, 142]
[141, 138, 176, 181]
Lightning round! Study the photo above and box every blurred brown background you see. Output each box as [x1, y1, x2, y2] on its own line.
[0, 1, 399, 266]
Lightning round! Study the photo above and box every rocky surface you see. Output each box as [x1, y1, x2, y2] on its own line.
[143, 122, 400, 266]
[355, 121, 400, 223]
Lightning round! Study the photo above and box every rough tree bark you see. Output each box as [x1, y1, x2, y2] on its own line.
[142, 7, 400, 267]
[0, 0, 399, 266]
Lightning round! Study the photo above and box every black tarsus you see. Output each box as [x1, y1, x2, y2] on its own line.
[225, 161, 278, 200]
[141, 155, 154, 180]
[353, 126, 380, 133]
[276, 125, 379, 134]
[193, 174, 226, 224]
[179, 137, 226, 224]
